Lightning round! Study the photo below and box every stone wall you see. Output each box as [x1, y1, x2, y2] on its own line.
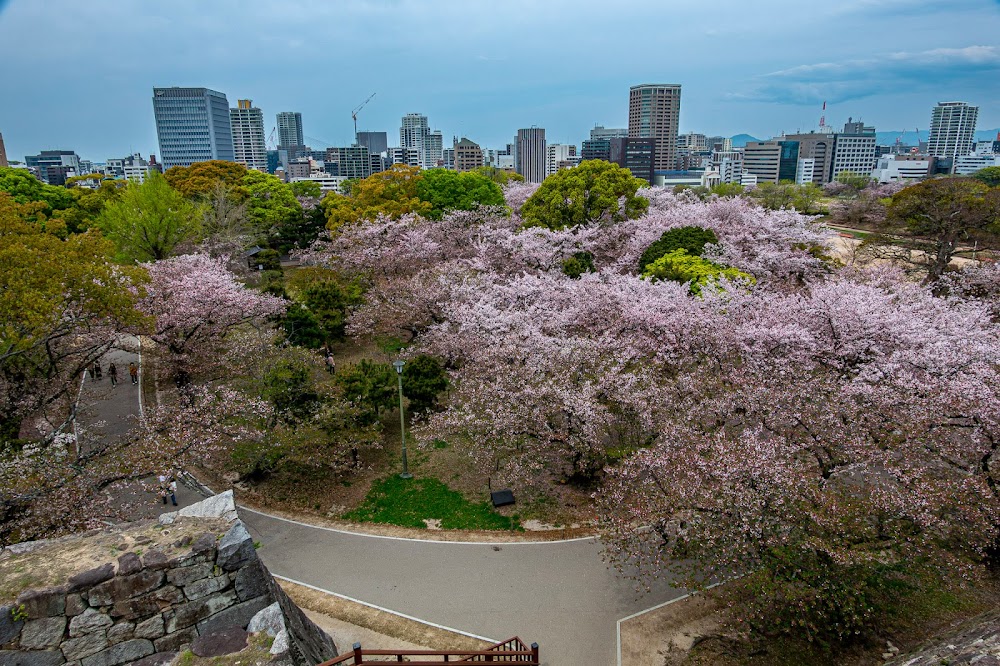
[0, 492, 337, 666]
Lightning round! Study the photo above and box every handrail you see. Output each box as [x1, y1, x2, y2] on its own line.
[317, 637, 539, 665]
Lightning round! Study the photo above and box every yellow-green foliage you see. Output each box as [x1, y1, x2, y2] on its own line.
[642, 249, 754, 294]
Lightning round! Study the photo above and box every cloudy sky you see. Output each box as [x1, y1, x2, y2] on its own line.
[1, 0, 998, 162]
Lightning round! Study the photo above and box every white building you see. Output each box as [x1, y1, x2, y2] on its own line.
[954, 153, 1000, 176]
[710, 150, 744, 184]
[796, 158, 816, 185]
[291, 174, 348, 194]
[870, 154, 932, 183]
[928, 101, 979, 164]
[831, 131, 877, 180]
[388, 146, 421, 168]
[423, 130, 443, 169]
[546, 143, 577, 177]
[590, 125, 628, 140]
[230, 99, 268, 171]
[400, 113, 429, 151]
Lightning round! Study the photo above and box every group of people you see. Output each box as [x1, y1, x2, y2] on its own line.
[157, 474, 179, 506]
[91, 360, 138, 386]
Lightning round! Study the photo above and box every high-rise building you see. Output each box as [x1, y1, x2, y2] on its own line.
[356, 131, 388, 156]
[779, 131, 836, 184]
[230, 99, 267, 171]
[628, 84, 681, 172]
[590, 125, 628, 141]
[276, 112, 305, 149]
[516, 128, 546, 183]
[400, 114, 429, 151]
[388, 147, 422, 168]
[0, 132, 7, 168]
[611, 138, 655, 183]
[546, 144, 577, 177]
[928, 101, 979, 165]
[831, 119, 877, 179]
[152, 87, 235, 169]
[324, 146, 372, 180]
[423, 130, 443, 169]
[581, 139, 612, 162]
[455, 138, 483, 172]
[25, 150, 82, 185]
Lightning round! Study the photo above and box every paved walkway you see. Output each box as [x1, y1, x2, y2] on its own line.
[75, 345, 687, 665]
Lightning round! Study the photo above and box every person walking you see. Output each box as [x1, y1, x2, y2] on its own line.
[92, 361, 102, 381]
[167, 477, 178, 507]
[157, 474, 168, 504]
[128, 362, 139, 385]
[108, 362, 118, 387]
[325, 353, 336, 374]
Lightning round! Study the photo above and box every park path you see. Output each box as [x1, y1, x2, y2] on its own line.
[76, 345, 686, 665]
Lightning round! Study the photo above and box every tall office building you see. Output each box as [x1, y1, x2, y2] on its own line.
[325, 146, 372, 180]
[742, 141, 801, 183]
[400, 114, 429, 151]
[423, 130, 443, 168]
[928, 101, 979, 163]
[152, 87, 235, 169]
[230, 99, 267, 171]
[628, 84, 681, 172]
[276, 112, 305, 149]
[516, 128, 547, 183]
[356, 131, 388, 155]
[0, 132, 7, 167]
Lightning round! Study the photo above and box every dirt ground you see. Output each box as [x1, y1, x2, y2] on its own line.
[278, 579, 490, 653]
[620, 594, 723, 666]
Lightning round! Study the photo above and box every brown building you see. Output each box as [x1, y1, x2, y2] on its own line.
[628, 84, 681, 172]
[0, 132, 7, 168]
[780, 131, 835, 184]
[454, 137, 484, 172]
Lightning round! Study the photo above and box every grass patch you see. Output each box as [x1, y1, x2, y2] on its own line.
[342, 476, 523, 531]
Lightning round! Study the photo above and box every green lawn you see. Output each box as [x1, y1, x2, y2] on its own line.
[343, 476, 523, 531]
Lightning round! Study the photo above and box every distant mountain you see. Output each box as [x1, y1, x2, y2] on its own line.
[874, 129, 999, 146]
[730, 134, 760, 148]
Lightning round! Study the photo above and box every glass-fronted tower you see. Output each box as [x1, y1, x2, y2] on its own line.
[152, 87, 235, 169]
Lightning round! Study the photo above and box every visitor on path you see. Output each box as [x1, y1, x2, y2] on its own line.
[167, 477, 178, 507]
[108, 363, 118, 386]
[325, 354, 336, 374]
[158, 474, 168, 504]
[128, 362, 139, 385]
[92, 362, 102, 380]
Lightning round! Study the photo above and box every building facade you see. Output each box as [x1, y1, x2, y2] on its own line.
[589, 125, 628, 140]
[388, 146, 421, 168]
[613, 137, 655, 183]
[276, 112, 305, 149]
[423, 130, 443, 169]
[628, 84, 681, 172]
[516, 128, 546, 183]
[25, 150, 82, 185]
[153, 87, 235, 169]
[954, 153, 1000, 176]
[230, 99, 268, 171]
[0, 132, 7, 168]
[742, 141, 800, 183]
[454, 138, 484, 172]
[831, 119, 877, 179]
[356, 131, 388, 156]
[928, 101, 979, 164]
[871, 154, 933, 182]
[545, 144, 577, 177]
[581, 139, 611, 162]
[400, 114, 429, 151]
[325, 146, 372, 180]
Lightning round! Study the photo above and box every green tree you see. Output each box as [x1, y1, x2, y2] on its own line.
[709, 182, 745, 198]
[642, 249, 754, 295]
[263, 356, 320, 422]
[96, 171, 202, 261]
[972, 166, 1000, 188]
[885, 177, 1000, 281]
[520, 160, 649, 230]
[638, 226, 719, 273]
[290, 180, 322, 198]
[401, 355, 449, 413]
[59, 179, 129, 234]
[835, 170, 872, 192]
[272, 200, 328, 252]
[287, 267, 365, 344]
[323, 165, 432, 230]
[414, 169, 505, 219]
[335, 359, 396, 424]
[0, 167, 75, 213]
[281, 303, 326, 349]
[561, 250, 596, 278]
[163, 160, 249, 198]
[242, 170, 303, 244]
[471, 166, 525, 185]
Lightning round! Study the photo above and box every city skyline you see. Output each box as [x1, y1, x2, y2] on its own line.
[1, 0, 999, 161]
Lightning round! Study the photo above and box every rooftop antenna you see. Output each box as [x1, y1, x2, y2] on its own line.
[351, 92, 377, 139]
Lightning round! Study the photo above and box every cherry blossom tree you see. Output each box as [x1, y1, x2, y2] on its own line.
[138, 254, 286, 388]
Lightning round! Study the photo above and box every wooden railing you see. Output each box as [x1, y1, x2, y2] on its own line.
[317, 637, 540, 664]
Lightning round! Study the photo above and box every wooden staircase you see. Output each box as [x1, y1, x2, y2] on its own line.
[318, 637, 540, 664]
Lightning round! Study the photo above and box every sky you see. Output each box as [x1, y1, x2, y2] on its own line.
[1, 0, 999, 163]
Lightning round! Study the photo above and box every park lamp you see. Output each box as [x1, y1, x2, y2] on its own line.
[392, 360, 412, 479]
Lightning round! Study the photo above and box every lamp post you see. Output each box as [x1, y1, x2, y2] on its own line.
[392, 360, 412, 479]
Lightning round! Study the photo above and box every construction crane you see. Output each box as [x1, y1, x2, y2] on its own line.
[351, 92, 376, 138]
[266, 127, 277, 150]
